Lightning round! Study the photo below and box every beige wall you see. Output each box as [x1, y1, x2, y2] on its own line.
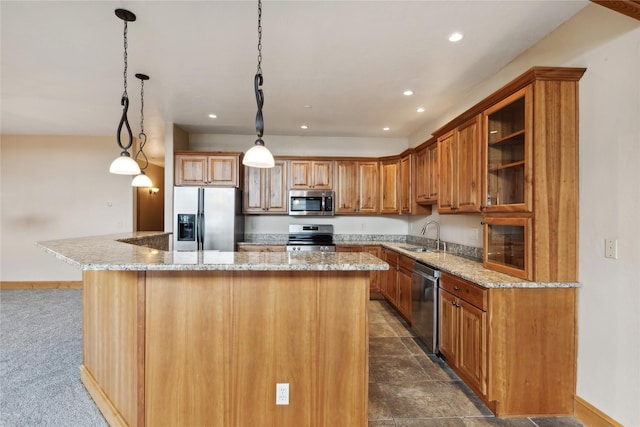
[188, 133, 407, 157]
[407, 5, 640, 425]
[0, 135, 135, 281]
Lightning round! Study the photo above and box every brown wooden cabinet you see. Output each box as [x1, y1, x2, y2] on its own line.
[482, 86, 532, 213]
[395, 257, 412, 322]
[438, 271, 578, 417]
[381, 248, 412, 323]
[243, 160, 287, 214]
[439, 273, 487, 395]
[381, 249, 398, 303]
[437, 116, 482, 214]
[336, 245, 383, 299]
[483, 216, 532, 280]
[175, 152, 241, 187]
[479, 68, 584, 282]
[289, 160, 333, 190]
[400, 153, 411, 214]
[334, 160, 378, 214]
[379, 158, 400, 214]
[414, 139, 438, 205]
[363, 246, 383, 299]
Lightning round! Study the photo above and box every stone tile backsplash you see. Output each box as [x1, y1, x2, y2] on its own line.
[244, 233, 482, 261]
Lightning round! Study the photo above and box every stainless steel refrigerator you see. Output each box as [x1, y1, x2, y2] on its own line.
[173, 187, 244, 251]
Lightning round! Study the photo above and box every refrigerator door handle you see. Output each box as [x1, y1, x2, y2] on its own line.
[198, 188, 205, 250]
[197, 213, 204, 250]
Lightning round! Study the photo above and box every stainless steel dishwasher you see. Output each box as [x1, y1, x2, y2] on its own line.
[411, 261, 440, 354]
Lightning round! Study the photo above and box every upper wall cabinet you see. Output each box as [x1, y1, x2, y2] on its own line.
[400, 154, 412, 214]
[175, 152, 241, 187]
[335, 160, 379, 214]
[482, 86, 532, 213]
[379, 158, 400, 214]
[414, 139, 438, 205]
[479, 67, 585, 281]
[243, 160, 288, 214]
[289, 160, 333, 190]
[437, 116, 482, 214]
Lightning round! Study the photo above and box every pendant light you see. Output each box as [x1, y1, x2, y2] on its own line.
[109, 9, 141, 175]
[132, 73, 153, 187]
[242, 0, 275, 168]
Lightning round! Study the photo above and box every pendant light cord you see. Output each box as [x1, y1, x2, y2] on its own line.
[254, 0, 264, 141]
[135, 74, 149, 170]
[117, 19, 133, 152]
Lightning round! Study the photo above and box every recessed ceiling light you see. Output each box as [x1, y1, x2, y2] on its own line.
[416, 107, 425, 113]
[403, 90, 414, 96]
[303, 105, 312, 109]
[448, 32, 463, 42]
[208, 114, 217, 119]
[301, 125, 308, 129]
[383, 127, 390, 131]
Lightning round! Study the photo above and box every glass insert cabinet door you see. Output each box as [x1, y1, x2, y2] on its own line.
[483, 216, 532, 280]
[483, 86, 532, 213]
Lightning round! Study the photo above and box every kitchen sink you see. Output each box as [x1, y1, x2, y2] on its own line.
[399, 246, 434, 253]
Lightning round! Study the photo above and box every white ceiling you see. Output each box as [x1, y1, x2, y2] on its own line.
[1, 1, 588, 163]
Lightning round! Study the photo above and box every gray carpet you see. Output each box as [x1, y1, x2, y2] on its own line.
[0, 289, 107, 426]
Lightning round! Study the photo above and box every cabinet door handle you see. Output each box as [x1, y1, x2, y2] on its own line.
[454, 286, 461, 291]
[451, 301, 457, 306]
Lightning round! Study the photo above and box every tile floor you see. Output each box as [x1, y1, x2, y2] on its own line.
[368, 300, 585, 427]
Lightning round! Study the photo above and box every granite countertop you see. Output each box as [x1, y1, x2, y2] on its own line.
[37, 232, 388, 272]
[239, 241, 580, 289]
[379, 242, 580, 289]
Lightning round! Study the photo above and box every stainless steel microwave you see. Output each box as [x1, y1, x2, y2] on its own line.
[288, 190, 334, 216]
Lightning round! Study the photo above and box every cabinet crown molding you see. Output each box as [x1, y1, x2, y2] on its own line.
[432, 66, 586, 138]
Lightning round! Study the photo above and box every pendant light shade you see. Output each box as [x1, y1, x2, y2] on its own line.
[131, 171, 153, 187]
[243, 139, 275, 168]
[110, 152, 141, 175]
[242, 0, 274, 169]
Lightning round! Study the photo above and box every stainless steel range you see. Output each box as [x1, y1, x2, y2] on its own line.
[285, 224, 335, 252]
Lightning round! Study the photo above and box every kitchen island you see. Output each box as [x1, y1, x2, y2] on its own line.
[38, 232, 388, 427]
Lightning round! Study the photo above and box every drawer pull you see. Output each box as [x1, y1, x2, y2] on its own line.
[454, 286, 461, 291]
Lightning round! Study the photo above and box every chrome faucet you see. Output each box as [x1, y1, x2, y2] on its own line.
[421, 220, 440, 251]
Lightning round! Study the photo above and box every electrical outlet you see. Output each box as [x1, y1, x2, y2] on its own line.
[605, 239, 618, 259]
[276, 383, 289, 405]
[471, 228, 479, 241]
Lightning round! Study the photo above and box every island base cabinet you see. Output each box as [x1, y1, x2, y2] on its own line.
[81, 270, 369, 427]
[82, 271, 142, 427]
